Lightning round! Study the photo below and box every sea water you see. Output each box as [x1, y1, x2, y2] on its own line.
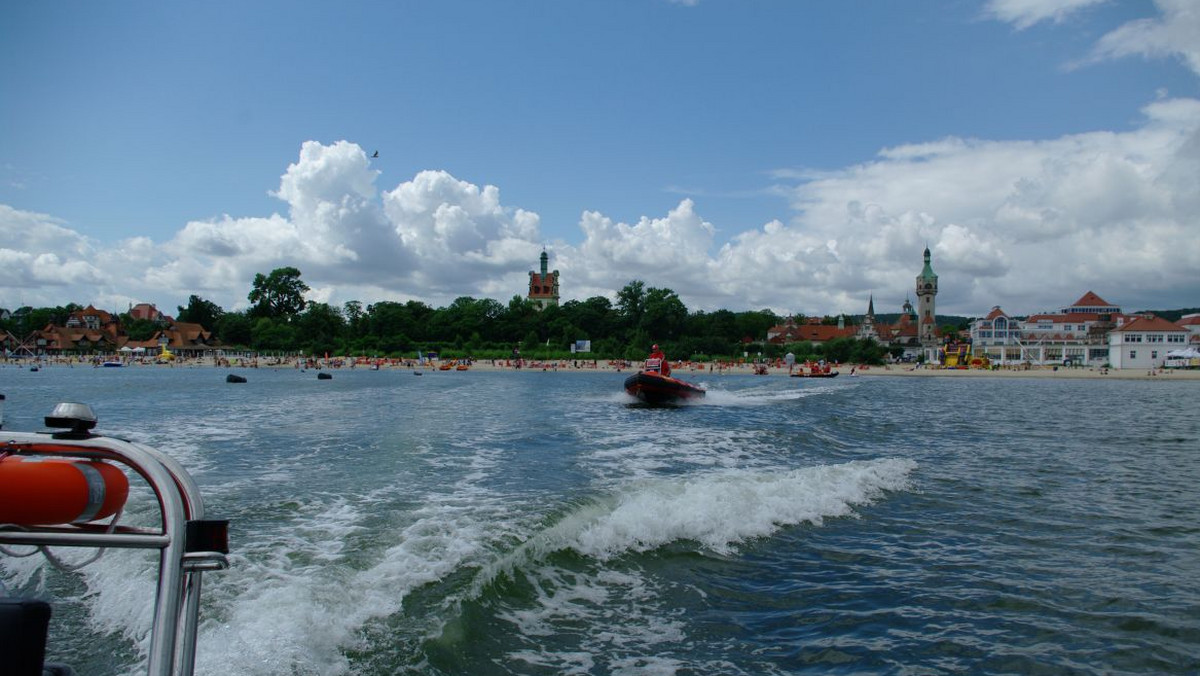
[1, 365, 1198, 675]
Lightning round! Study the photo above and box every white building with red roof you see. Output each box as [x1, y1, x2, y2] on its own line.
[1015, 291, 1132, 366]
[969, 305, 1019, 351]
[1176, 314, 1200, 345]
[1108, 315, 1191, 369]
[970, 291, 1138, 366]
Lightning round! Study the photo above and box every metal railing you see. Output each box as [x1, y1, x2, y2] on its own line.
[1, 403, 228, 676]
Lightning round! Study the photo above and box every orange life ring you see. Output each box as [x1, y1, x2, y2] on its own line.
[0, 456, 130, 526]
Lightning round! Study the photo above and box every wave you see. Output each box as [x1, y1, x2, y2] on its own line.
[436, 457, 919, 674]
[695, 380, 851, 407]
[477, 457, 918, 585]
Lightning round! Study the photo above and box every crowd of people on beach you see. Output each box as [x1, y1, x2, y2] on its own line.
[4, 350, 1195, 380]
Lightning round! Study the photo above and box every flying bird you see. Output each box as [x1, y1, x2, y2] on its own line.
[372, 150, 379, 158]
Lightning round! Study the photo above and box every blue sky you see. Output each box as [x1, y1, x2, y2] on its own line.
[2, 0, 1198, 319]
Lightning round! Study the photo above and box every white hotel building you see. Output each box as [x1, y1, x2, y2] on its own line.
[969, 291, 1191, 368]
[1108, 315, 1192, 370]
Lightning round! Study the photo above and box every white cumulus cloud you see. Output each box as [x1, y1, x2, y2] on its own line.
[3, 98, 1199, 320]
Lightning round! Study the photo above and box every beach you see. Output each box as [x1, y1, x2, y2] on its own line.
[9, 354, 1200, 381]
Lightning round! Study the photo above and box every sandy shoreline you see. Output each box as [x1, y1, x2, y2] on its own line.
[9, 356, 1199, 381]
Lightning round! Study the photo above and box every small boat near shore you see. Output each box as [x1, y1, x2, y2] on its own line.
[790, 362, 839, 378]
[623, 371, 706, 405]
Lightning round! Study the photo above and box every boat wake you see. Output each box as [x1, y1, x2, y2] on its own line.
[442, 457, 919, 673]
[487, 457, 918, 567]
[696, 381, 847, 407]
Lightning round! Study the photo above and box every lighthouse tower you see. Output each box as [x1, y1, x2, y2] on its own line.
[916, 246, 939, 360]
[527, 248, 560, 309]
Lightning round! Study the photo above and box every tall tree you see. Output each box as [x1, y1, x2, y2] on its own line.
[562, 296, 615, 340]
[616, 280, 647, 334]
[119, 315, 158, 341]
[498, 295, 540, 344]
[215, 311, 252, 347]
[295, 302, 346, 355]
[247, 267, 309, 320]
[736, 309, 781, 344]
[640, 287, 688, 340]
[343, 300, 364, 334]
[177, 295, 224, 329]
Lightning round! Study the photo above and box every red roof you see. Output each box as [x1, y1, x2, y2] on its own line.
[767, 324, 856, 344]
[1112, 316, 1186, 333]
[1069, 291, 1114, 308]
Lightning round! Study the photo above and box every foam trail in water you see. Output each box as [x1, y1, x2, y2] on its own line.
[475, 458, 917, 673]
[695, 380, 849, 407]
[479, 457, 917, 586]
[577, 457, 917, 558]
[191, 497, 493, 675]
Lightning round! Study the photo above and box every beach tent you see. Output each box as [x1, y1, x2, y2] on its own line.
[1165, 347, 1200, 368]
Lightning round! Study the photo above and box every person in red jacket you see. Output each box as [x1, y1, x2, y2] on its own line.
[646, 344, 671, 376]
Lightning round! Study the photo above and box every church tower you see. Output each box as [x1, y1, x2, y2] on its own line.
[857, 294, 878, 341]
[527, 248, 560, 309]
[916, 246, 938, 355]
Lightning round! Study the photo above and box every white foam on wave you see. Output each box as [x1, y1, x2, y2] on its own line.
[481, 458, 916, 673]
[501, 565, 688, 675]
[477, 457, 917, 588]
[2, 474, 498, 675]
[579, 457, 916, 559]
[194, 498, 491, 676]
[695, 380, 848, 407]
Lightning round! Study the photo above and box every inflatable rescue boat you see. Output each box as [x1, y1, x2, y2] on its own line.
[623, 371, 706, 405]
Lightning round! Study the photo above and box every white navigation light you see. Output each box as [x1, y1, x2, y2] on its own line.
[45, 402, 98, 433]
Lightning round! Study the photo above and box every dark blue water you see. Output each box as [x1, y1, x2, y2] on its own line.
[2, 365, 1198, 674]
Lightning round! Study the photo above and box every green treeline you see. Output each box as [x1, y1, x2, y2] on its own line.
[3, 267, 891, 364]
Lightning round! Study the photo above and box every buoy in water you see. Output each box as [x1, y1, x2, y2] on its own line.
[0, 456, 130, 525]
[225, 374, 246, 383]
[317, 372, 332, 380]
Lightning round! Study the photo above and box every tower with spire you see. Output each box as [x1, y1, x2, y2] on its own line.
[916, 246, 939, 358]
[527, 248, 560, 309]
[857, 294, 878, 341]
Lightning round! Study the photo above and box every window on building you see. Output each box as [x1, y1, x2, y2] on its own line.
[1148, 334, 1163, 343]
[1127, 334, 1142, 343]
[1152, 351, 1158, 359]
[1130, 350, 1137, 359]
